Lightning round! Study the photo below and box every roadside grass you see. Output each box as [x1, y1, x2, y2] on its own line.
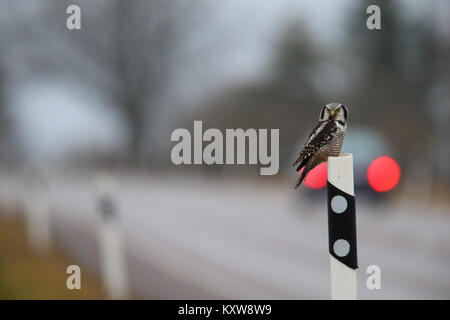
[0, 210, 105, 299]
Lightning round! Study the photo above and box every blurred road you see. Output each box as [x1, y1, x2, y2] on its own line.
[0, 170, 449, 299]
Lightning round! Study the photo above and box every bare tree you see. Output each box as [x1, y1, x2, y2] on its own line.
[0, 1, 31, 164]
[60, 0, 184, 163]
[0, 0, 200, 165]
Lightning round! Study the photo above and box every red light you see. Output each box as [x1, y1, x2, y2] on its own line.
[299, 162, 327, 189]
[367, 156, 401, 192]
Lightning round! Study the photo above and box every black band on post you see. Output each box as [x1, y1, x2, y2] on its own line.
[327, 181, 358, 269]
[98, 195, 116, 220]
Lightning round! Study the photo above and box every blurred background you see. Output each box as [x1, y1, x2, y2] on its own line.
[0, 0, 449, 299]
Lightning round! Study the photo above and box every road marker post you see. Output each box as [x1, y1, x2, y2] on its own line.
[327, 153, 358, 299]
[96, 174, 129, 299]
[23, 167, 51, 256]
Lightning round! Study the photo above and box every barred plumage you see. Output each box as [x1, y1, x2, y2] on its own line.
[292, 103, 348, 189]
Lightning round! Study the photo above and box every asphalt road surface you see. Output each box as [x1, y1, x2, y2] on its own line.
[1, 170, 449, 299]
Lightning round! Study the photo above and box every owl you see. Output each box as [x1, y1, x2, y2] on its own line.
[292, 103, 348, 189]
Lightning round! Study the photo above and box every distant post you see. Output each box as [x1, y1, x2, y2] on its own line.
[96, 174, 130, 299]
[327, 153, 358, 299]
[23, 167, 51, 256]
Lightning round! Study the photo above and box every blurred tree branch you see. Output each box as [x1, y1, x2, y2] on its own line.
[64, 0, 182, 163]
[2, 0, 194, 164]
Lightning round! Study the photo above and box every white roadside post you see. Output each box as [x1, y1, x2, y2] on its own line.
[25, 190, 51, 255]
[23, 167, 51, 256]
[327, 153, 358, 300]
[96, 174, 130, 299]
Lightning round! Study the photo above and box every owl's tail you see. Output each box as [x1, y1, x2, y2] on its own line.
[291, 169, 308, 189]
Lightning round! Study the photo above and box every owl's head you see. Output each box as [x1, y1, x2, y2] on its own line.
[319, 103, 348, 123]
